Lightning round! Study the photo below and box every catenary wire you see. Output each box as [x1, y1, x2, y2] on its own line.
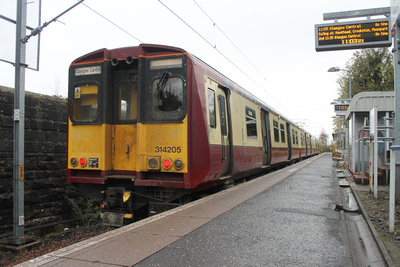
[193, 0, 270, 84]
[159, 0, 301, 121]
[81, 1, 304, 126]
[191, 0, 304, 121]
[157, 0, 270, 97]
[157, 1, 279, 105]
[82, 3, 143, 43]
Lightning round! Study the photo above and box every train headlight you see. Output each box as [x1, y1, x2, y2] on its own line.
[149, 158, 159, 168]
[70, 157, 78, 167]
[79, 157, 87, 167]
[174, 159, 183, 170]
[147, 156, 161, 170]
[162, 158, 172, 170]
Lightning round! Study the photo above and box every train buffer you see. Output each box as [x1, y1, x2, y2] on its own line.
[18, 153, 391, 266]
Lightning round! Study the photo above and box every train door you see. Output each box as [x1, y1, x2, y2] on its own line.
[112, 70, 138, 174]
[305, 134, 309, 156]
[217, 87, 232, 177]
[261, 110, 271, 165]
[286, 122, 292, 160]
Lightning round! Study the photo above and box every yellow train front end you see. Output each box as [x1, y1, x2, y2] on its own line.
[67, 75, 114, 183]
[67, 45, 190, 225]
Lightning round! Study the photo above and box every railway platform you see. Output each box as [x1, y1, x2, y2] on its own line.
[18, 153, 390, 266]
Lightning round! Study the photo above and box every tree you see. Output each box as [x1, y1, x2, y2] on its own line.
[318, 129, 329, 152]
[337, 48, 394, 99]
[332, 116, 342, 135]
[45, 74, 66, 98]
[333, 48, 394, 133]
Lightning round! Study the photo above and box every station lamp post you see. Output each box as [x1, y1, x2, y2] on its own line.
[328, 66, 352, 100]
[328, 66, 352, 169]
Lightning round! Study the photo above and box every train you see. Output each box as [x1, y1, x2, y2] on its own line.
[67, 44, 319, 226]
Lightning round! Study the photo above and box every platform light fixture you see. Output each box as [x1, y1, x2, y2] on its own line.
[328, 66, 352, 100]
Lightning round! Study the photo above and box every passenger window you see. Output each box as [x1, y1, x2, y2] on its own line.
[295, 131, 298, 145]
[273, 120, 279, 142]
[245, 107, 257, 139]
[280, 123, 285, 143]
[218, 95, 227, 136]
[208, 89, 216, 128]
[72, 84, 98, 121]
[119, 82, 138, 121]
[292, 129, 295, 144]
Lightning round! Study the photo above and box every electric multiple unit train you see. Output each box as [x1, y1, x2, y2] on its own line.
[67, 44, 319, 225]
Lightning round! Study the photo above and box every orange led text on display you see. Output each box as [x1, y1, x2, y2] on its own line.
[315, 19, 391, 51]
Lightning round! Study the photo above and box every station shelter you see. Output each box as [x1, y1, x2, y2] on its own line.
[345, 91, 394, 182]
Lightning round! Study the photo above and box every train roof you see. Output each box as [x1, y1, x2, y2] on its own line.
[186, 49, 310, 134]
[71, 43, 313, 136]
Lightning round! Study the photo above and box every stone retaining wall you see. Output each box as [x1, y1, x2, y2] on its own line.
[0, 86, 84, 236]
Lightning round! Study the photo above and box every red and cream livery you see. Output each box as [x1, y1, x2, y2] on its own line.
[67, 44, 318, 224]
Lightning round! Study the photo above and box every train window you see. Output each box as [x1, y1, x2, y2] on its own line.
[208, 89, 216, 128]
[152, 75, 184, 119]
[292, 129, 295, 144]
[218, 95, 227, 136]
[280, 123, 285, 143]
[273, 120, 279, 142]
[72, 84, 98, 121]
[119, 82, 138, 121]
[295, 130, 298, 144]
[245, 107, 257, 139]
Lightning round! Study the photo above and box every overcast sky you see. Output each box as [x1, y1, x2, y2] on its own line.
[0, 0, 393, 139]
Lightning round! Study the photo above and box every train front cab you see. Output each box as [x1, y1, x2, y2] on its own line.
[67, 46, 196, 224]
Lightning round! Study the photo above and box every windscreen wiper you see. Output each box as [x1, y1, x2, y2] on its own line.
[154, 71, 170, 98]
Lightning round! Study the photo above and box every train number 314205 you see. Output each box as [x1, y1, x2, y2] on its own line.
[155, 146, 182, 153]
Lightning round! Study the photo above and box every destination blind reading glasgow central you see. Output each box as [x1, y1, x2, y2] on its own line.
[316, 19, 390, 51]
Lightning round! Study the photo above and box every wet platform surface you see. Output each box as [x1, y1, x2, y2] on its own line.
[18, 153, 387, 266]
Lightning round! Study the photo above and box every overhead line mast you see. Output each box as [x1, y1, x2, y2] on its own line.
[11, 0, 84, 245]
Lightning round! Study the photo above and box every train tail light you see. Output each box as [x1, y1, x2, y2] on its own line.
[79, 157, 87, 167]
[147, 157, 184, 171]
[162, 158, 172, 169]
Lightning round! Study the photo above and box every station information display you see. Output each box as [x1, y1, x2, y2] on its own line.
[315, 18, 391, 52]
[334, 104, 349, 112]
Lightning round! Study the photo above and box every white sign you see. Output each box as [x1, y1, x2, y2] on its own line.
[75, 66, 101, 76]
[369, 107, 377, 138]
[74, 87, 81, 99]
[19, 216, 25, 226]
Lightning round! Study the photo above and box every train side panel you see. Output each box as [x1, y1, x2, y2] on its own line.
[231, 90, 263, 176]
[269, 114, 289, 165]
[299, 130, 307, 157]
[290, 124, 301, 161]
[201, 73, 264, 180]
